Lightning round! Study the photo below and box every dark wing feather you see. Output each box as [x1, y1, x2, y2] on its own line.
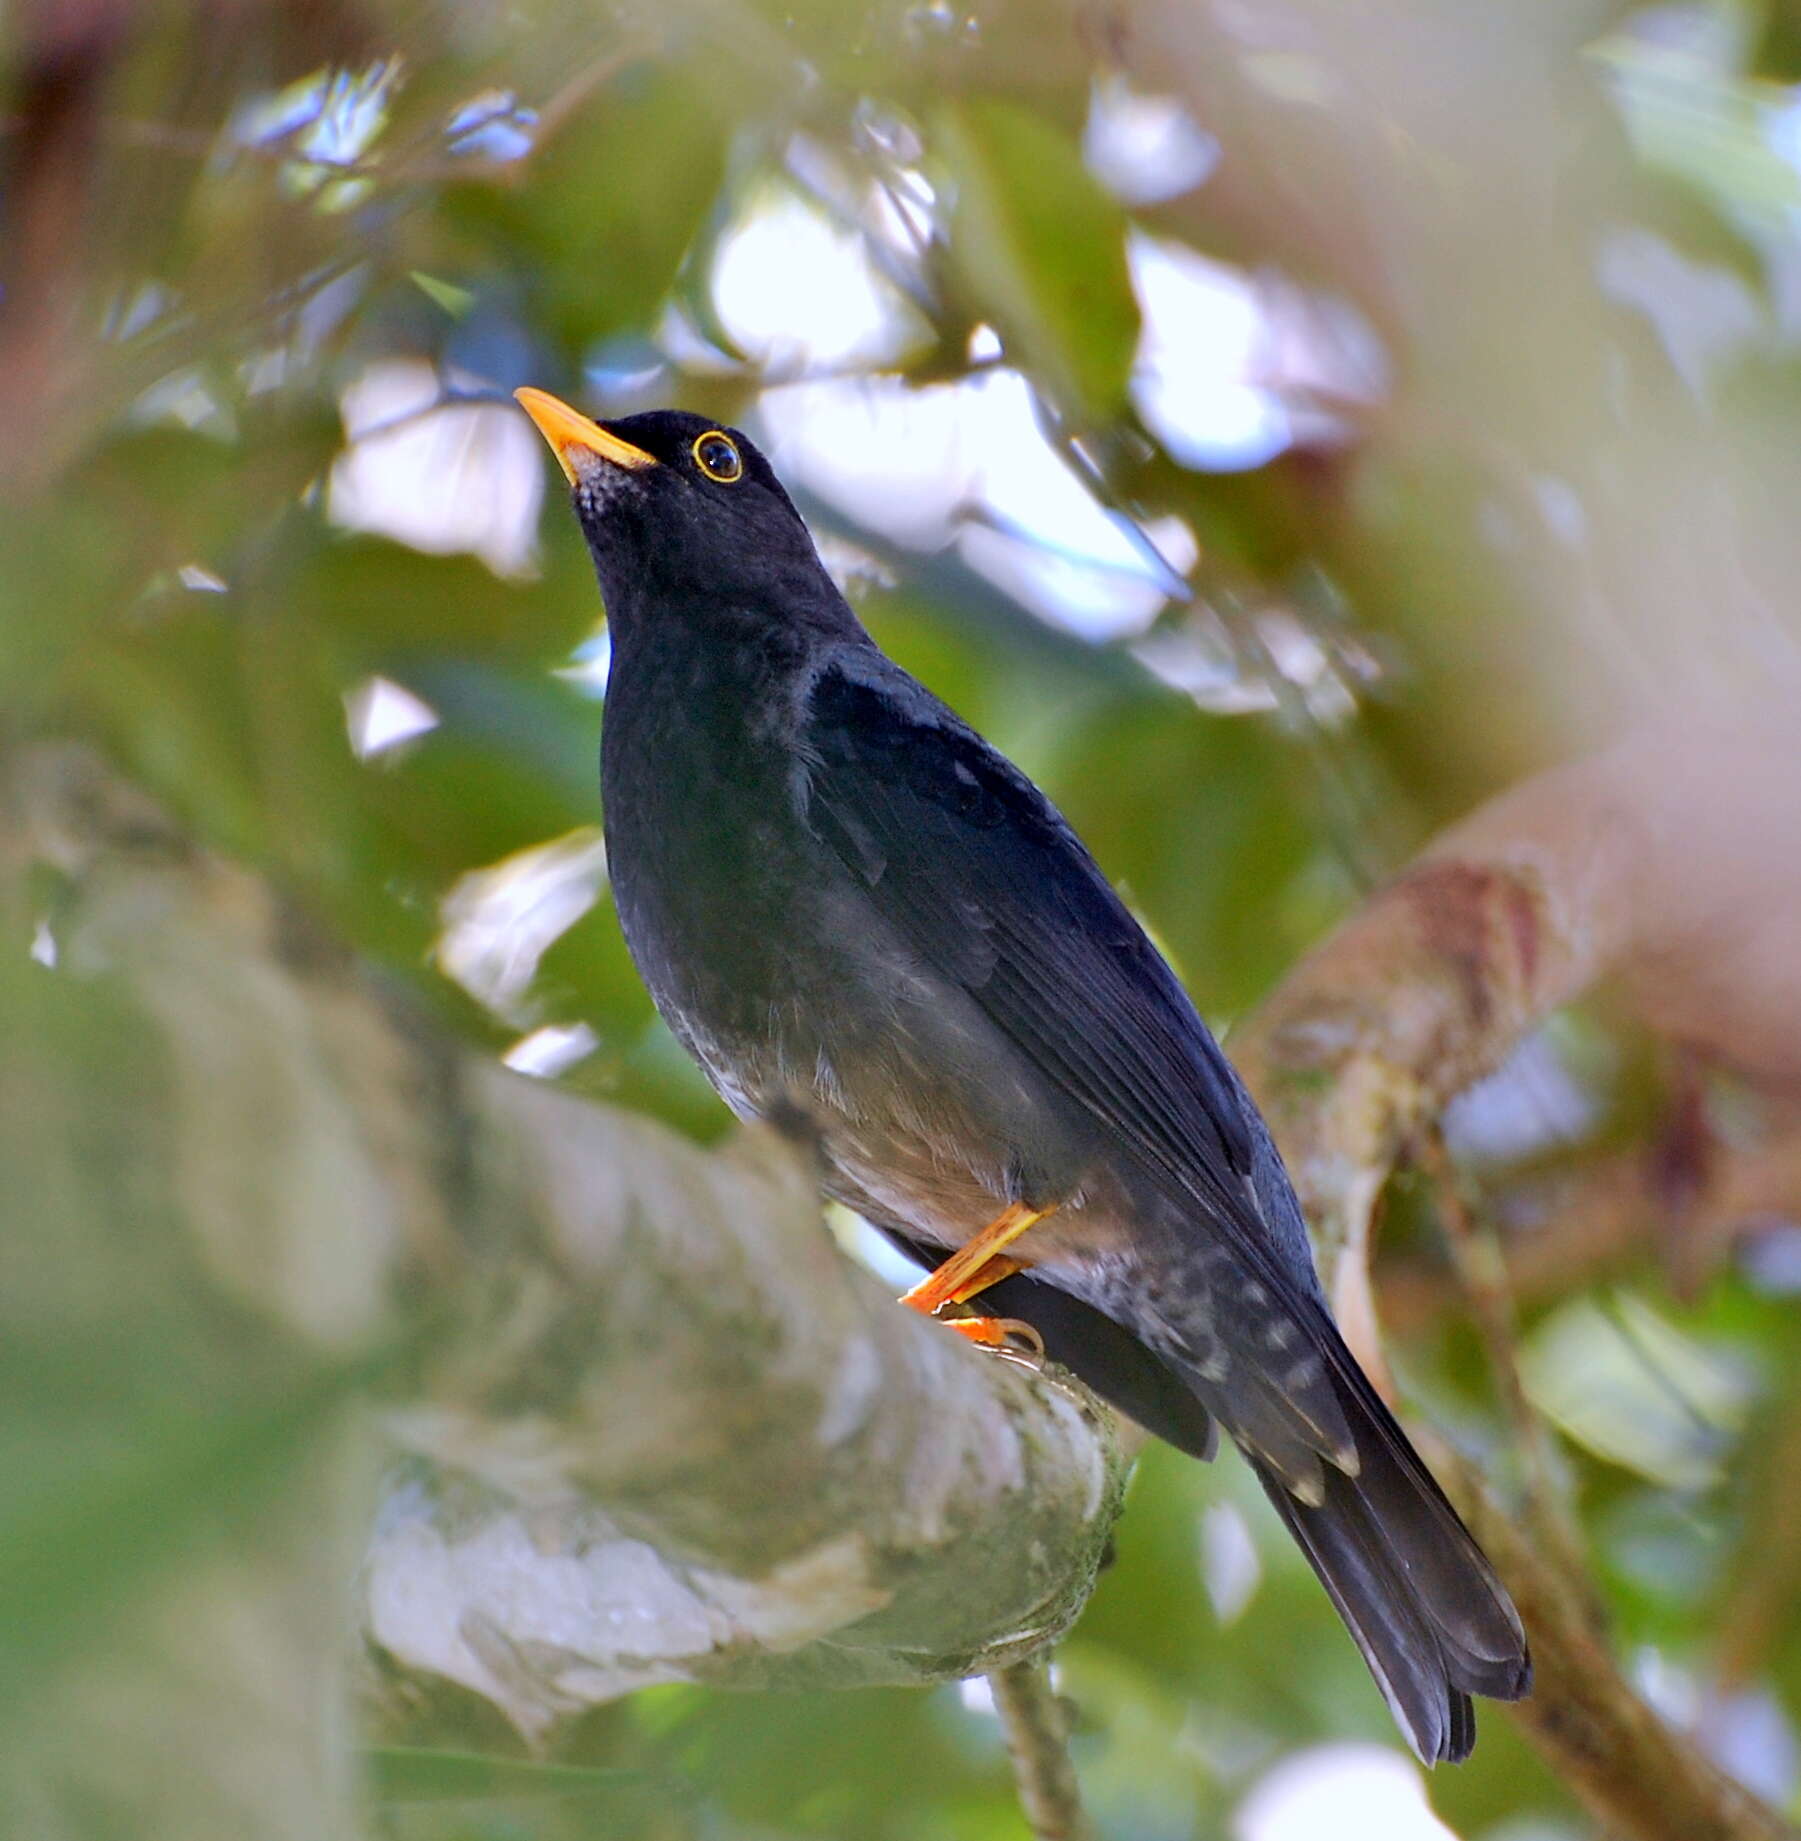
[801, 660, 1312, 1298]
[806, 658, 1531, 1762]
[1245, 1350, 1533, 1762]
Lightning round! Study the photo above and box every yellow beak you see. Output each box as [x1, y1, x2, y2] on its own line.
[514, 387, 657, 485]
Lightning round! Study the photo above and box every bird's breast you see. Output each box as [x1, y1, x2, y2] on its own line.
[603, 706, 809, 1048]
[598, 640, 1128, 1271]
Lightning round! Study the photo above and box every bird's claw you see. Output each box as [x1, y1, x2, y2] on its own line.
[937, 1310, 1046, 1368]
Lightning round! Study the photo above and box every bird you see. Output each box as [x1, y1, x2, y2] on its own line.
[515, 386, 1531, 1763]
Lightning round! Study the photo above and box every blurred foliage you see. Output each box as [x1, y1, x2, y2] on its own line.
[937, 98, 1139, 418]
[6, 0, 1801, 1835]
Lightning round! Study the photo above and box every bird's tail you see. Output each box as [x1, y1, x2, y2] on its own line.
[1241, 1352, 1531, 1765]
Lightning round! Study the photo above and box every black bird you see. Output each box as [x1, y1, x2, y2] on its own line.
[516, 388, 1530, 1763]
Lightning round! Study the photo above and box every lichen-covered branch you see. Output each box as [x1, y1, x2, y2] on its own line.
[13, 744, 1126, 1792]
[366, 1064, 1126, 1743]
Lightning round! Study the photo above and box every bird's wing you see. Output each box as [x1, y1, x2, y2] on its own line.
[800, 656, 1303, 1292]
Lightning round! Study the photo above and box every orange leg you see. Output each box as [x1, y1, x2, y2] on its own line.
[899, 1201, 1054, 1316]
[946, 1252, 1028, 1304]
[935, 1250, 1041, 1353]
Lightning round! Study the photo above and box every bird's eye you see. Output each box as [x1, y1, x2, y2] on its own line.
[692, 432, 743, 484]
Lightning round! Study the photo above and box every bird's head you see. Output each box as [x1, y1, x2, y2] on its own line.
[515, 389, 841, 646]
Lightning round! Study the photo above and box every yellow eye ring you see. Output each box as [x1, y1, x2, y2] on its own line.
[692, 431, 743, 483]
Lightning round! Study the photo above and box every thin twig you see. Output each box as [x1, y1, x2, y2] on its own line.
[1716, 1367, 1801, 1687]
[1415, 1130, 1542, 1453]
[0, 39, 652, 189]
[988, 1658, 1093, 1841]
[1378, 1113, 1801, 1336]
[1415, 1125, 1590, 1590]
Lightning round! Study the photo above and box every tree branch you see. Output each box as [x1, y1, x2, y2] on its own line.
[1232, 727, 1801, 1841]
[1233, 725, 1801, 1379]
[1440, 1449, 1797, 1841]
[14, 744, 1127, 1774]
[0, 0, 135, 491]
[364, 1063, 1127, 1743]
[989, 1659, 1093, 1841]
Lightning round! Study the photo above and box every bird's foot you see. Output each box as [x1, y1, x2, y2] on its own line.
[894, 1200, 1056, 1368]
[937, 1311, 1046, 1367]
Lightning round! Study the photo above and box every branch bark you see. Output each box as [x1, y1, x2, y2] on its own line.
[0, 0, 135, 490]
[990, 1659, 1093, 1841]
[9, 744, 1126, 1804]
[364, 1065, 1127, 1743]
[1439, 1446, 1796, 1841]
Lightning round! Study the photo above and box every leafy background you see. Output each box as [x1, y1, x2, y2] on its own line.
[4, 0, 1801, 1835]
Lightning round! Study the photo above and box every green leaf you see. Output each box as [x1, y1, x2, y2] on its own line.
[1521, 1291, 1755, 1488]
[936, 98, 1139, 422]
[410, 270, 477, 318]
[1046, 696, 1316, 1013]
[0, 498, 134, 706]
[445, 62, 736, 350]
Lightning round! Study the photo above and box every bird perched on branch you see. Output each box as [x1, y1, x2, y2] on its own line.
[516, 387, 1530, 1763]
